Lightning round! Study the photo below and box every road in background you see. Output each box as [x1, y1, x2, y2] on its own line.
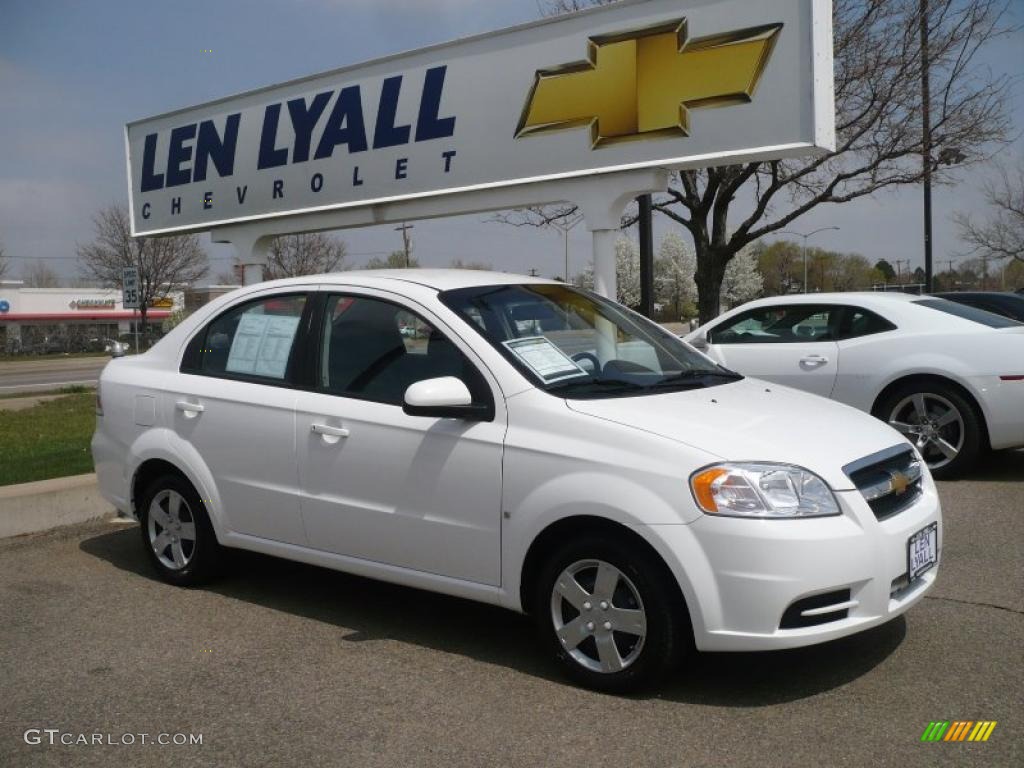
[1, 453, 1021, 768]
[0, 358, 107, 391]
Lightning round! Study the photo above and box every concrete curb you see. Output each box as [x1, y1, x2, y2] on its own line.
[0, 474, 116, 539]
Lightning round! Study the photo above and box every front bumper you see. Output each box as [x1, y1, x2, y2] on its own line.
[647, 479, 942, 652]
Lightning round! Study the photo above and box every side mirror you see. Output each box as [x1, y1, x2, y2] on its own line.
[108, 341, 126, 358]
[689, 334, 709, 351]
[403, 377, 489, 420]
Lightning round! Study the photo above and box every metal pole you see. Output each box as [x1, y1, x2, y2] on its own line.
[638, 194, 655, 317]
[802, 236, 809, 294]
[921, 0, 934, 294]
[564, 229, 569, 283]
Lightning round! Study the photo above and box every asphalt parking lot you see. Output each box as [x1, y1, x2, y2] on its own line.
[1, 454, 1021, 768]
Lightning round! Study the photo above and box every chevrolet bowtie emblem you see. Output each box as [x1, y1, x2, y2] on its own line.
[890, 471, 911, 496]
[516, 19, 783, 148]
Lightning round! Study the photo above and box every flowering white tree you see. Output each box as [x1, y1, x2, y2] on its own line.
[720, 246, 763, 309]
[575, 237, 642, 307]
[655, 232, 697, 318]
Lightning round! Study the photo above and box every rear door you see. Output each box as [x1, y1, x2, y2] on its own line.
[703, 304, 841, 397]
[170, 291, 311, 545]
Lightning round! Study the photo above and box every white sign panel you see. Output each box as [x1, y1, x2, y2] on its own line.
[122, 266, 140, 309]
[126, 0, 834, 236]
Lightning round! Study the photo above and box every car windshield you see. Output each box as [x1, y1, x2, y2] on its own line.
[914, 298, 1022, 328]
[439, 283, 741, 398]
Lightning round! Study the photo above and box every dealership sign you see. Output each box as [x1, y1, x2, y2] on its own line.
[126, 0, 834, 236]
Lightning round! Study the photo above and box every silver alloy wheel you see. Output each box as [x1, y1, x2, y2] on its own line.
[888, 392, 965, 470]
[147, 489, 197, 570]
[550, 559, 647, 674]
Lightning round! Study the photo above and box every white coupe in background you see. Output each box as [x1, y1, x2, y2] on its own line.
[686, 293, 1024, 477]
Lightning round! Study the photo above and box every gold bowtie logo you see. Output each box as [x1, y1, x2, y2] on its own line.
[890, 471, 911, 496]
[516, 20, 783, 148]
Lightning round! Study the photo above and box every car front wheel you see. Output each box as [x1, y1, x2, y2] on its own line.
[533, 534, 688, 693]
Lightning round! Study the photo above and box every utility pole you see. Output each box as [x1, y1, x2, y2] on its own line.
[395, 222, 414, 268]
[638, 194, 655, 318]
[921, 0, 934, 294]
[895, 259, 910, 286]
[528, 268, 539, 277]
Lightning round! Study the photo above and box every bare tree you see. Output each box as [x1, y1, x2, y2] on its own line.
[22, 261, 61, 287]
[954, 161, 1024, 264]
[77, 205, 208, 333]
[504, 0, 1013, 321]
[364, 251, 421, 269]
[263, 233, 348, 279]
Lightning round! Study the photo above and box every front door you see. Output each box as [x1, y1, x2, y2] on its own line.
[295, 291, 505, 585]
[704, 304, 841, 397]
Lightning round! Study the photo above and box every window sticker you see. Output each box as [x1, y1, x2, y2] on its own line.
[503, 336, 588, 383]
[226, 313, 301, 379]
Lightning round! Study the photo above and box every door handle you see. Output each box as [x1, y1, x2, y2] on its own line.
[800, 355, 829, 367]
[176, 400, 205, 415]
[311, 423, 350, 438]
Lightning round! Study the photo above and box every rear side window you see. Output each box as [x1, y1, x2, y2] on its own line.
[838, 307, 897, 340]
[183, 294, 307, 381]
[914, 298, 1021, 328]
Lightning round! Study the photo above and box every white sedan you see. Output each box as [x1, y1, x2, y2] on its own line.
[93, 272, 940, 692]
[686, 292, 1024, 477]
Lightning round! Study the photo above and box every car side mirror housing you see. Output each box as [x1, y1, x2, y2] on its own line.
[108, 341, 126, 358]
[403, 377, 489, 420]
[689, 334, 709, 351]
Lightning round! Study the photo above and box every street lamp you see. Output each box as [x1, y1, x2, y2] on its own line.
[778, 227, 841, 293]
[550, 214, 584, 282]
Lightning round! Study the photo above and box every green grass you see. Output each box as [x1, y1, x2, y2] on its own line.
[0, 394, 96, 486]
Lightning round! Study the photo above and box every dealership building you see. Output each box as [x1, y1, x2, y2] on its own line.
[0, 281, 182, 352]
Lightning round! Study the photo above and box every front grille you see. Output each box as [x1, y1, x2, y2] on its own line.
[843, 446, 923, 521]
[779, 589, 852, 629]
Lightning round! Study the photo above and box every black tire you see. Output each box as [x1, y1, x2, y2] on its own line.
[138, 473, 222, 586]
[875, 380, 984, 479]
[532, 533, 689, 694]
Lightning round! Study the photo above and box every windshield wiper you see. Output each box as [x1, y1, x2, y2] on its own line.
[547, 377, 648, 395]
[646, 369, 744, 390]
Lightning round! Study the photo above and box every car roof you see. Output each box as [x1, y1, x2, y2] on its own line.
[738, 292, 921, 306]
[250, 269, 556, 293]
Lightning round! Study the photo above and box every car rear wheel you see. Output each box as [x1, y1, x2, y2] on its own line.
[138, 474, 222, 586]
[879, 382, 982, 478]
[533, 534, 688, 693]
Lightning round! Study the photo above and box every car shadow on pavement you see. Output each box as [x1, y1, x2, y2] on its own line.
[80, 526, 904, 706]
[948, 449, 1024, 482]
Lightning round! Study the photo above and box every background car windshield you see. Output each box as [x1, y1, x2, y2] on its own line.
[440, 284, 738, 396]
[914, 298, 1022, 328]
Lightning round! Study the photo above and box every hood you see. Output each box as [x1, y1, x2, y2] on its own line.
[566, 378, 908, 491]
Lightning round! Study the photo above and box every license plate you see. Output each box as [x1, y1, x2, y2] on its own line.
[908, 523, 938, 581]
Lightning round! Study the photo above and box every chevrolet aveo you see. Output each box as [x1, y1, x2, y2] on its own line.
[93, 271, 941, 692]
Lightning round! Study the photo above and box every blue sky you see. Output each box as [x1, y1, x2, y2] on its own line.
[1, 0, 1022, 284]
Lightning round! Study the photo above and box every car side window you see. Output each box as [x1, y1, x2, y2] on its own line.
[838, 306, 897, 340]
[183, 294, 307, 381]
[320, 294, 489, 407]
[709, 305, 840, 344]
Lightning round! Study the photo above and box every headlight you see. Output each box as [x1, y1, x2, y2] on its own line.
[690, 463, 840, 519]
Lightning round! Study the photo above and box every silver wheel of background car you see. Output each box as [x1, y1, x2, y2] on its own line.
[550, 559, 647, 674]
[147, 489, 197, 570]
[888, 392, 965, 470]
